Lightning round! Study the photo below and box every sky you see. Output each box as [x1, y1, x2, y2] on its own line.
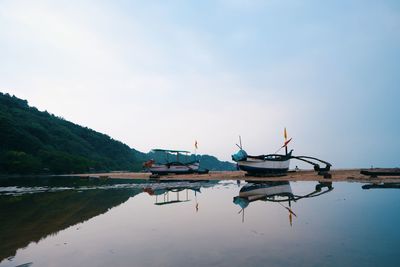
[1, 0, 399, 168]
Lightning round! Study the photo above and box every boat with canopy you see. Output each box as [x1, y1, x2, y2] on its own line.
[143, 149, 208, 175]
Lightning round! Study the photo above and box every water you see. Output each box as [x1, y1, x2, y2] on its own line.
[1, 177, 399, 267]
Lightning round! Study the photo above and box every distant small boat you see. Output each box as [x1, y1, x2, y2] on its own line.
[143, 149, 208, 175]
[360, 168, 400, 177]
[362, 183, 400, 190]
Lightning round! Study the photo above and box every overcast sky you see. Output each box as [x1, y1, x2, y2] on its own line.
[1, 0, 399, 167]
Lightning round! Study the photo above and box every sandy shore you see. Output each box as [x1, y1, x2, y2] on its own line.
[66, 169, 400, 183]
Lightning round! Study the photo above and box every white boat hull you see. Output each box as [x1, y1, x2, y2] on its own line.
[237, 158, 290, 175]
[239, 183, 292, 201]
[149, 162, 200, 175]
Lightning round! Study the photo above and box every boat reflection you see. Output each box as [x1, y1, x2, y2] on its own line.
[234, 181, 333, 224]
[143, 180, 217, 211]
[362, 183, 400, 190]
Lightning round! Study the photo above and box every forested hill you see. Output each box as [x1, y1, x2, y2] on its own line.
[0, 92, 142, 174]
[0, 92, 235, 174]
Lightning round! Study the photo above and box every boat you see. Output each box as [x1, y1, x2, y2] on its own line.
[231, 129, 332, 176]
[143, 149, 208, 175]
[360, 168, 400, 177]
[231, 132, 293, 176]
[232, 150, 292, 176]
[362, 183, 400, 190]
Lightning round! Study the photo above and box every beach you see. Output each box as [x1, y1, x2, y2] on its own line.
[68, 169, 400, 183]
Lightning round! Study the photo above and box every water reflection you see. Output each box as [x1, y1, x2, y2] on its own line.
[362, 183, 400, 189]
[0, 177, 220, 262]
[2, 178, 400, 267]
[143, 180, 217, 213]
[0, 177, 145, 262]
[234, 181, 333, 224]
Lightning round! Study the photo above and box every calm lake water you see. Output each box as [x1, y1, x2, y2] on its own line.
[1, 177, 400, 267]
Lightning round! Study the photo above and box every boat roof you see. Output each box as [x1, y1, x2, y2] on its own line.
[151, 149, 191, 153]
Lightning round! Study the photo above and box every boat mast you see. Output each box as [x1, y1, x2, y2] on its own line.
[284, 128, 288, 155]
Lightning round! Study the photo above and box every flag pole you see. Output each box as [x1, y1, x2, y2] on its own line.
[284, 128, 288, 155]
[194, 140, 198, 159]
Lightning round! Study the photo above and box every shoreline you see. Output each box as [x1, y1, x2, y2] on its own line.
[64, 169, 400, 183]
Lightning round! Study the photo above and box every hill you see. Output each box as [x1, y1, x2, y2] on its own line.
[0, 92, 235, 174]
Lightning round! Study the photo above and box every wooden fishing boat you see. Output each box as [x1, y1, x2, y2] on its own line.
[231, 132, 293, 176]
[232, 150, 292, 175]
[232, 129, 332, 176]
[143, 149, 208, 175]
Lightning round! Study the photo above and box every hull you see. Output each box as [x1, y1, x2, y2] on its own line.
[237, 158, 290, 175]
[360, 168, 400, 177]
[149, 162, 200, 175]
[233, 182, 293, 209]
[239, 182, 292, 201]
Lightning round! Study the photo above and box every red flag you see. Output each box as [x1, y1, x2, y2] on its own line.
[282, 138, 292, 148]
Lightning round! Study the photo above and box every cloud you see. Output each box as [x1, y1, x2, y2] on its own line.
[1, 0, 399, 165]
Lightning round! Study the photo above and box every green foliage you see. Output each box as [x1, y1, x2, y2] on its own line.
[0, 151, 42, 174]
[0, 92, 139, 174]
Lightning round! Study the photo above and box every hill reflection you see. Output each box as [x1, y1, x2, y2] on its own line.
[0, 177, 143, 261]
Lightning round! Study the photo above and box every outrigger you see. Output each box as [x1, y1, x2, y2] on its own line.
[143, 149, 209, 176]
[231, 129, 332, 177]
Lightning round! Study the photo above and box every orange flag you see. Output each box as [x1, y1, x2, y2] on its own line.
[284, 128, 287, 141]
[283, 138, 292, 148]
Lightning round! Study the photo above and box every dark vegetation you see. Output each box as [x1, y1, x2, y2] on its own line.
[0, 92, 143, 174]
[0, 92, 235, 174]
